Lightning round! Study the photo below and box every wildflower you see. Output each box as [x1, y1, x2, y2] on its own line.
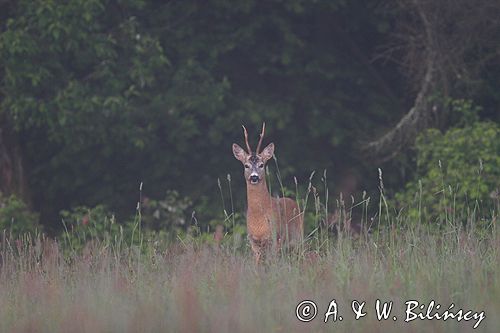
[82, 215, 89, 226]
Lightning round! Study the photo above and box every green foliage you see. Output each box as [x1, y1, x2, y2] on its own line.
[0, 0, 171, 219]
[0, 0, 498, 234]
[59, 205, 130, 252]
[0, 0, 399, 230]
[448, 98, 481, 127]
[0, 193, 40, 237]
[141, 190, 192, 231]
[59, 198, 194, 252]
[394, 113, 500, 224]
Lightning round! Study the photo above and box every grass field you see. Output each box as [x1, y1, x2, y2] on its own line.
[0, 213, 498, 333]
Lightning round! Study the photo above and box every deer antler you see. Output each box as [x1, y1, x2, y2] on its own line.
[242, 125, 252, 154]
[256, 122, 266, 154]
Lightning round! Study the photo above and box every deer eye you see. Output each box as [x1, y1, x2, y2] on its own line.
[258, 163, 264, 168]
[244, 164, 250, 169]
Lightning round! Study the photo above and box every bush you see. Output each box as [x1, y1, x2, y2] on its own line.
[59, 205, 134, 252]
[0, 193, 40, 237]
[394, 117, 500, 225]
[58, 197, 193, 253]
[141, 190, 192, 231]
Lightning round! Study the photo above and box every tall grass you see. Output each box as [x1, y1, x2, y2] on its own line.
[0, 168, 499, 332]
[0, 212, 498, 332]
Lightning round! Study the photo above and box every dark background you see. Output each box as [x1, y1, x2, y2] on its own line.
[0, 0, 499, 233]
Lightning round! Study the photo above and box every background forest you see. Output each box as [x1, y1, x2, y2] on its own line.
[0, 0, 499, 238]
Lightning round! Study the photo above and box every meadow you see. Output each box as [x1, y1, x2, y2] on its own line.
[0, 192, 498, 333]
[1, 1, 499, 332]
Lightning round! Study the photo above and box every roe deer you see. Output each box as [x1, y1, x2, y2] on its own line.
[232, 123, 303, 264]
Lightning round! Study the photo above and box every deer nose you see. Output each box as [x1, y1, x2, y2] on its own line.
[249, 175, 259, 183]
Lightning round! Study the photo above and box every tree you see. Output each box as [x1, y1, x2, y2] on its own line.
[1, 0, 497, 232]
[365, 0, 500, 162]
[0, 0, 171, 226]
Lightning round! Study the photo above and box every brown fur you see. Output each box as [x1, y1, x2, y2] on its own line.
[246, 179, 303, 264]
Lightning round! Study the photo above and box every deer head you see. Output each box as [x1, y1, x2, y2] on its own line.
[232, 123, 274, 185]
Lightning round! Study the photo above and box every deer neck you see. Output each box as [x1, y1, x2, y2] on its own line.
[246, 179, 273, 239]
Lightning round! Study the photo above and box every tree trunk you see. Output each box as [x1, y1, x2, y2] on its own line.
[0, 117, 31, 205]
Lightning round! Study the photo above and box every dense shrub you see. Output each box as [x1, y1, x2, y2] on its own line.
[394, 117, 500, 225]
[59, 205, 133, 251]
[58, 197, 196, 252]
[0, 193, 40, 237]
[141, 190, 192, 231]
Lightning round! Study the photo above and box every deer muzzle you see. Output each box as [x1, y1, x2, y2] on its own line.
[249, 174, 259, 184]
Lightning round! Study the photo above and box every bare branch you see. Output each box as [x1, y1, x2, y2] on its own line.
[364, 0, 500, 161]
[363, 56, 435, 162]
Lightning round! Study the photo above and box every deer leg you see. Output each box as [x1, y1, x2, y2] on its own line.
[254, 251, 261, 265]
[249, 237, 263, 265]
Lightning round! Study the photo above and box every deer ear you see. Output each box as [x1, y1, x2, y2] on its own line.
[260, 143, 274, 161]
[232, 143, 248, 162]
